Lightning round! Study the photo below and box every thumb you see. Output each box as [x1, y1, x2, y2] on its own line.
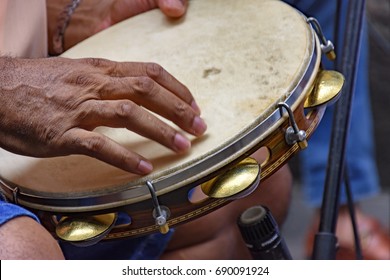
[157, 0, 187, 18]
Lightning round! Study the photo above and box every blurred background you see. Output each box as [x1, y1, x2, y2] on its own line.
[281, 0, 390, 259]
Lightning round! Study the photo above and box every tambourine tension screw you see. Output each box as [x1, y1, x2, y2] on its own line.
[12, 186, 20, 205]
[278, 102, 308, 149]
[307, 17, 336, 61]
[146, 180, 170, 234]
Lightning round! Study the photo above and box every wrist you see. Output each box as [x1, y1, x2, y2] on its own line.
[50, 0, 81, 56]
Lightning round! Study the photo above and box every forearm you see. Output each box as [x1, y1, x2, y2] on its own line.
[46, 0, 146, 55]
[46, 0, 186, 56]
[46, 0, 107, 55]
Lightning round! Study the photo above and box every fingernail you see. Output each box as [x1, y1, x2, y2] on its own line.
[164, 0, 184, 10]
[169, 0, 184, 8]
[191, 100, 201, 114]
[137, 160, 153, 174]
[192, 116, 207, 136]
[174, 133, 191, 152]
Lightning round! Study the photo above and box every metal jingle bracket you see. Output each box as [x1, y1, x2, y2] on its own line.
[146, 180, 171, 234]
[307, 17, 336, 61]
[0, 180, 21, 205]
[12, 186, 19, 205]
[278, 102, 308, 149]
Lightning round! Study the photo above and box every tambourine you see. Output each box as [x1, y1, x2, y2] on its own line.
[0, 0, 343, 246]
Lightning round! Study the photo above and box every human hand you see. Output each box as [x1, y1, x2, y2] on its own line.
[0, 56, 206, 174]
[47, 0, 188, 54]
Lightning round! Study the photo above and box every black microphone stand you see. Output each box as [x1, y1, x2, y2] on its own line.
[312, 0, 366, 260]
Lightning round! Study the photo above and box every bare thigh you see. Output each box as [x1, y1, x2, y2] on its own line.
[0, 216, 64, 260]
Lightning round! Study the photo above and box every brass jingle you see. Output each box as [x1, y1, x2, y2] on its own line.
[201, 157, 260, 199]
[304, 70, 345, 109]
[56, 213, 117, 246]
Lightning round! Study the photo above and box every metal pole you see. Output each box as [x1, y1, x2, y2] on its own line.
[312, 0, 366, 260]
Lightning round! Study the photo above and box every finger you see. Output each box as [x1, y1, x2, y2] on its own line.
[144, 62, 200, 113]
[78, 59, 201, 114]
[157, 0, 187, 18]
[106, 61, 201, 114]
[64, 128, 153, 174]
[78, 99, 192, 153]
[95, 76, 206, 136]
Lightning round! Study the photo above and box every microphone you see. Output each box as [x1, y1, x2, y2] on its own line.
[237, 205, 292, 260]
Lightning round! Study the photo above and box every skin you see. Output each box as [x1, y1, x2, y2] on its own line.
[0, 0, 292, 259]
[0, 216, 65, 259]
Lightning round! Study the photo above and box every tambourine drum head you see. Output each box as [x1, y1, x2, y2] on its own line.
[0, 0, 318, 208]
